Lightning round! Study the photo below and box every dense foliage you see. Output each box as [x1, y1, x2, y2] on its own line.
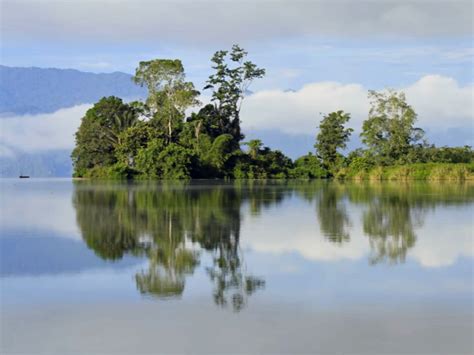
[72, 45, 473, 180]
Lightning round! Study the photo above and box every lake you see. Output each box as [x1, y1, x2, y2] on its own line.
[1, 179, 473, 354]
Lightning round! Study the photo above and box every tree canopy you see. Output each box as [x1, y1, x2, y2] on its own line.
[361, 90, 425, 165]
[133, 59, 200, 143]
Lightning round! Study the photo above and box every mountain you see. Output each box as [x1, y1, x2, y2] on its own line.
[0, 65, 146, 115]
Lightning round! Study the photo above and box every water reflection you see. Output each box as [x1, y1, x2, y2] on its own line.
[73, 182, 271, 310]
[72, 180, 474, 308]
[362, 189, 421, 264]
[346, 182, 473, 264]
[316, 184, 351, 243]
[313, 181, 474, 264]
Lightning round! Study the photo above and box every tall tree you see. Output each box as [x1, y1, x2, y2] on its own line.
[315, 110, 353, 171]
[361, 90, 425, 165]
[204, 45, 265, 146]
[133, 59, 200, 143]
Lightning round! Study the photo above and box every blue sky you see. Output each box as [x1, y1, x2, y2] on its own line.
[2, 36, 472, 89]
[0, 0, 473, 157]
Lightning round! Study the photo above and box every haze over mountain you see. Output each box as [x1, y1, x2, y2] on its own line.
[0, 65, 145, 115]
[0, 66, 146, 177]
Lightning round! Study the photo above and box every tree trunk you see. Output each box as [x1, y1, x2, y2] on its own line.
[168, 119, 172, 143]
[195, 120, 202, 140]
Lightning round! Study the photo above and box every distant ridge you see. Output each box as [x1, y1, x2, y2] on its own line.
[0, 65, 146, 115]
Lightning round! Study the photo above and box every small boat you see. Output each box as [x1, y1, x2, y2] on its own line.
[19, 175, 30, 179]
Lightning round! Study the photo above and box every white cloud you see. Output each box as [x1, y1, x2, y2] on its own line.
[405, 75, 474, 128]
[240, 75, 474, 135]
[0, 104, 91, 155]
[1, 1, 471, 45]
[241, 82, 368, 135]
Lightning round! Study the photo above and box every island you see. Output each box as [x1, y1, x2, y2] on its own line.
[72, 45, 473, 180]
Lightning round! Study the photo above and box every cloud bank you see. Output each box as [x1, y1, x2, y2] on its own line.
[0, 104, 91, 156]
[241, 74, 474, 136]
[2, 0, 472, 44]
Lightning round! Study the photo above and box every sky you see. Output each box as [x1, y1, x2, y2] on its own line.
[0, 0, 473, 157]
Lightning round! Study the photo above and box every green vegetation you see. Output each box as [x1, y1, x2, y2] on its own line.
[72, 45, 473, 180]
[340, 163, 474, 181]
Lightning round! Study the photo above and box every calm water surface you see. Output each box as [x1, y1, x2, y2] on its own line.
[1, 179, 473, 354]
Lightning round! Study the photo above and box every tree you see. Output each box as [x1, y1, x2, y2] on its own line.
[315, 110, 353, 172]
[204, 45, 265, 147]
[133, 59, 200, 143]
[245, 139, 263, 159]
[71, 96, 137, 177]
[361, 90, 425, 165]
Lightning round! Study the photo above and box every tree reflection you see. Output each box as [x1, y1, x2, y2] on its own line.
[317, 181, 474, 264]
[135, 233, 200, 298]
[73, 181, 273, 310]
[316, 182, 351, 243]
[348, 182, 473, 264]
[135, 249, 199, 299]
[205, 230, 265, 312]
[362, 193, 420, 264]
[73, 185, 141, 260]
[73, 179, 474, 293]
